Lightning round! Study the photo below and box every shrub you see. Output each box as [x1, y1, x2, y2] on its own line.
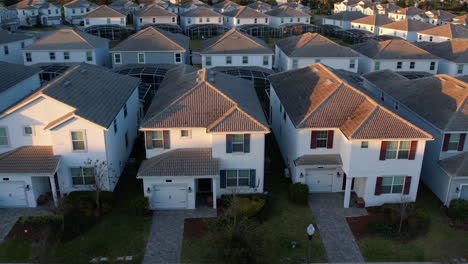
[129, 195, 150, 216]
[63, 191, 114, 216]
[448, 199, 468, 221]
[288, 183, 309, 204]
[407, 208, 430, 230]
[238, 197, 266, 218]
[367, 221, 398, 236]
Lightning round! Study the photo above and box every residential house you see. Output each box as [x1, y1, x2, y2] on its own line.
[322, 11, 367, 30]
[247, 1, 272, 13]
[417, 24, 468, 42]
[22, 29, 110, 67]
[265, 6, 310, 27]
[334, 0, 373, 13]
[0, 6, 19, 31]
[364, 70, 468, 205]
[425, 10, 456, 26]
[363, 3, 400, 16]
[179, 0, 209, 14]
[417, 39, 468, 76]
[223, 6, 269, 28]
[179, 6, 223, 30]
[11, 0, 62, 26]
[0, 30, 34, 64]
[268, 63, 432, 207]
[110, 27, 189, 67]
[200, 29, 273, 69]
[0, 63, 141, 207]
[451, 14, 467, 27]
[137, 65, 269, 210]
[279, 2, 310, 14]
[379, 19, 435, 42]
[137, 0, 169, 9]
[274, 32, 360, 72]
[351, 39, 441, 74]
[63, 0, 98, 25]
[213, 0, 239, 13]
[166, 3, 179, 14]
[83, 5, 126, 28]
[388, 6, 426, 21]
[109, 0, 139, 16]
[350, 14, 392, 34]
[134, 4, 177, 29]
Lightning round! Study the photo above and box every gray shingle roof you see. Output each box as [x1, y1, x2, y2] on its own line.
[138, 148, 219, 177]
[136, 3, 176, 17]
[276, 32, 358, 58]
[324, 11, 367, 21]
[111, 27, 188, 52]
[268, 63, 431, 139]
[141, 65, 269, 132]
[180, 6, 222, 17]
[389, 6, 424, 16]
[213, 0, 239, 9]
[351, 39, 439, 60]
[64, 0, 96, 8]
[438, 152, 468, 177]
[351, 14, 392, 26]
[223, 6, 268, 18]
[247, 1, 272, 11]
[416, 39, 468, 63]
[0, 30, 33, 45]
[0, 61, 41, 94]
[201, 29, 273, 55]
[24, 29, 109, 51]
[265, 5, 309, 17]
[0, 146, 60, 174]
[294, 154, 342, 166]
[380, 19, 434, 32]
[84, 5, 125, 18]
[418, 23, 468, 39]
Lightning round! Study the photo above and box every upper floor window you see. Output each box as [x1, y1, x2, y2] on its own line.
[457, 64, 464, 74]
[21, 42, 25, 48]
[232, 134, 244, 152]
[254, 18, 257, 23]
[139, 18, 143, 23]
[85, 18, 90, 25]
[206, 17, 210, 22]
[237, 18, 240, 24]
[410, 61, 415, 69]
[397, 61, 402, 69]
[263, 56, 269, 66]
[429, 36, 433, 42]
[71, 130, 86, 151]
[187, 18, 191, 24]
[180, 130, 191, 138]
[226, 56, 232, 64]
[175, 53, 181, 63]
[86, 51, 93, 62]
[48, 9, 51, 14]
[265, 18, 268, 23]
[361, 141, 368, 148]
[418, 34, 422, 40]
[172, 17, 176, 23]
[71, 167, 95, 185]
[199, 17, 202, 22]
[114, 119, 118, 133]
[3, 46, 8, 55]
[23, 126, 33, 136]
[380, 141, 417, 160]
[310, 130, 333, 149]
[292, 59, 298, 69]
[430, 61, 435, 71]
[314, 59, 320, 63]
[374, 61, 380, 71]
[442, 133, 466, 152]
[114, 53, 121, 64]
[218, 17, 221, 23]
[120, 18, 124, 24]
[242, 56, 248, 64]
[349, 59, 356, 69]
[107, 18, 111, 24]
[49, 52, 56, 60]
[64, 51, 70, 60]
[150, 131, 163, 148]
[0, 127, 9, 146]
[25, 52, 32, 62]
[226, 134, 250, 153]
[206, 56, 212, 66]
[125, 132, 129, 148]
[152, 17, 156, 23]
[138, 53, 145, 64]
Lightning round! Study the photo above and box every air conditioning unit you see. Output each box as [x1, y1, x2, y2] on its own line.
[284, 168, 290, 178]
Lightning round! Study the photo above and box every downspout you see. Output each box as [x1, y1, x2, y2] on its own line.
[444, 175, 453, 207]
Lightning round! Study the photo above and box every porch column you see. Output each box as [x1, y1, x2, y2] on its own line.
[344, 176, 352, 208]
[212, 177, 217, 209]
[49, 175, 59, 207]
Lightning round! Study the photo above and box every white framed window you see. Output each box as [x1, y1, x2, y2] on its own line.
[138, 52, 145, 64]
[447, 134, 462, 151]
[206, 17, 210, 22]
[3, 46, 8, 55]
[85, 18, 89, 25]
[152, 17, 156, 23]
[120, 18, 124, 24]
[263, 56, 269, 65]
[242, 56, 248, 64]
[349, 59, 356, 69]
[374, 61, 380, 71]
[172, 17, 176, 23]
[231, 134, 244, 153]
[71, 167, 95, 185]
[25, 52, 32, 62]
[187, 18, 191, 24]
[226, 169, 250, 187]
[175, 53, 182, 63]
[107, 18, 111, 24]
[64, 51, 70, 60]
[315, 59, 321, 63]
[114, 53, 122, 64]
[206, 56, 212, 66]
[292, 59, 298, 69]
[180, 130, 191, 138]
[0, 127, 9, 146]
[199, 17, 202, 22]
[457, 64, 464, 74]
[410, 61, 415, 69]
[23, 126, 33, 136]
[397, 61, 402, 69]
[361, 141, 368, 148]
[226, 56, 232, 64]
[139, 18, 143, 23]
[316, 131, 328, 148]
[381, 176, 405, 194]
[385, 141, 410, 159]
[430, 61, 435, 71]
[71, 130, 86, 151]
[151, 131, 164, 148]
[49, 52, 56, 60]
[86, 51, 93, 62]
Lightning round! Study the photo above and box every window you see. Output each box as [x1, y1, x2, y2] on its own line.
[21, 42, 25, 48]
[316, 131, 328, 148]
[292, 59, 298, 68]
[152, 17, 156, 23]
[3, 46, 8, 55]
[315, 59, 321, 63]
[242, 56, 248, 64]
[25, 52, 32, 62]
[218, 17, 221, 23]
[0, 127, 9, 146]
[151, 131, 164, 148]
[361, 141, 368, 148]
[397, 61, 402, 69]
[290, 18, 293, 22]
[410, 61, 415, 69]
[418, 34, 422, 40]
[107, 18, 111, 24]
[114, 119, 118, 133]
[81, 8, 84, 13]
[226, 56, 232, 64]
[72, 9, 75, 14]
[429, 36, 433, 42]
[263, 56, 269, 66]
[206, 56, 211, 66]
[114, 53, 121, 64]
[385, 141, 410, 159]
[49, 52, 56, 60]
[64, 51, 70, 60]
[71, 131, 86, 151]
[175, 53, 181, 63]
[86, 51, 93, 61]
[457, 64, 464, 74]
[206, 18, 210, 22]
[188, 18, 191, 24]
[281, 18, 284, 23]
[254, 18, 257, 23]
[447, 134, 462, 151]
[71, 167, 95, 185]
[23, 126, 33, 136]
[199, 17, 202, 22]
[297, 17, 300, 22]
[237, 18, 240, 24]
[226, 169, 250, 187]
[120, 18, 124, 24]
[123, 104, 127, 117]
[381, 176, 405, 194]
[48, 9, 51, 14]
[265, 18, 268, 23]
[180, 130, 190, 137]
[125, 132, 129, 148]
[139, 18, 143, 23]
[138, 53, 145, 63]
[430, 61, 435, 71]
[56, 9, 58, 14]
[349, 59, 356, 69]
[374, 61, 380, 71]
[172, 17, 176, 22]
[231, 134, 244, 152]
[85, 18, 89, 25]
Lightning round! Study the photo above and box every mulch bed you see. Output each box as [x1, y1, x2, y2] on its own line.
[346, 207, 388, 240]
[6, 217, 35, 240]
[184, 218, 211, 240]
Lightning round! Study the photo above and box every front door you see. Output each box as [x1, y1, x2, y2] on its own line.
[197, 178, 212, 193]
[305, 169, 334, 192]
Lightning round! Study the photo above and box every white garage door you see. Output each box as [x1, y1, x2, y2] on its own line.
[151, 184, 188, 210]
[305, 169, 334, 192]
[460, 185, 468, 200]
[0, 182, 28, 207]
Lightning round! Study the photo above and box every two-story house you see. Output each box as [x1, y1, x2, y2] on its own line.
[0, 6, 20, 31]
[223, 6, 269, 28]
[247, 1, 272, 14]
[179, 6, 223, 30]
[265, 6, 310, 27]
[379, 19, 435, 42]
[274, 32, 360, 72]
[110, 27, 189, 67]
[351, 39, 440, 74]
[0, 30, 34, 64]
[362, 3, 401, 16]
[364, 70, 468, 205]
[0, 63, 141, 208]
[83, 5, 126, 28]
[322, 11, 367, 30]
[425, 10, 456, 26]
[11, 0, 61, 26]
[388, 6, 426, 21]
[417, 24, 468, 42]
[350, 14, 392, 34]
[137, 65, 269, 210]
[268, 63, 433, 208]
[334, 0, 372, 13]
[417, 39, 468, 77]
[22, 29, 110, 67]
[64, 0, 98, 25]
[134, 4, 177, 29]
[200, 29, 273, 69]
[213, 0, 239, 13]
[109, 0, 139, 16]
[179, 0, 209, 14]
[279, 2, 310, 14]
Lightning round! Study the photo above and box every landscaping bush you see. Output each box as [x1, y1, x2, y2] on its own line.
[407, 208, 431, 230]
[129, 195, 150, 216]
[288, 183, 309, 204]
[448, 199, 468, 221]
[238, 197, 266, 218]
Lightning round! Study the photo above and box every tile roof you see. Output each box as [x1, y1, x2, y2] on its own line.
[0, 146, 60, 174]
[111, 27, 188, 52]
[0, 61, 40, 95]
[201, 29, 273, 55]
[364, 70, 468, 131]
[276, 32, 359, 58]
[64, 0, 96, 8]
[138, 148, 219, 177]
[416, 39, 468, 63]
[247, 1, 272, 11]
[294, 154, 342, 166]
[141, 65, 269, 132]
[438, 152, 468, 177]
[84, 5, 125, 18]
[265, 5, 309, 17]
[451, 14, 468, 25]
[380, 19, 435, 31]
[136, 3, 176, 17]
[180, 6, 222, 17]
[351, 39, 439, 60]
[418, 23, 468, 39]
[268, 63, 431, 140]
[426, 9, 456, 20]
[351, 14, 392, 26]
[389, 6, 424, 16]
[223, 6, 268, 18]
[324, 11, 367, 21]
[0, 30, 33, 45]
[213, 0, 239, 9]
[11, 0, 55, 9]
[24, 29, 108, 50]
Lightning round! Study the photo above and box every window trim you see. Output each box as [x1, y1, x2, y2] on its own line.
[114, 53, 122, 64]
[175, 53, 182, 63]
[151, 131, 164, 149]
[137, 52, 145, 64]
[71, 167, 96, 186]
[23, 126, 34, 136]
[226, 55, 232, 65]
[64, 51, 70, 60]
[225, 169, 250, 187]
[70, 130, 87, 152]
[380, 176, 406, 194]
[0, 127, 10, 147]
[231, 134, 245, 153]
[242, 56, 248, 64]
[86, 51, 93, 62]
[315, 131, 328, 148]
[25, 52, 32, 62]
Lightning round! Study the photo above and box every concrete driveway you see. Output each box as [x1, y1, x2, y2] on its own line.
[0, 208, 47, 243]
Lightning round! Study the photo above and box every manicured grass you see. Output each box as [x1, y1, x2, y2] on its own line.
[181, 135, 327, 263]
[190, 39, 203, 52]
[358, 187, 468, 262]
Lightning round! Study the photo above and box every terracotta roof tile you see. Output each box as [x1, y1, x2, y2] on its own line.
[0, 146, 60, 174]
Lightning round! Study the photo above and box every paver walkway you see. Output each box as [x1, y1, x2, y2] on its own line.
[0, 208, 47, 243]
[308, 193, 367, 263]
[142, 208, 217, 264]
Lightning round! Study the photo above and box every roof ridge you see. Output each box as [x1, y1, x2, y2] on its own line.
[149, 27, 184, 50]
[375, 39, 393, 57]
[206, 106, 237, 131]
[68, 30, 95, 49]
[348, 104, 378, 139]
[204, 29, 236, 51]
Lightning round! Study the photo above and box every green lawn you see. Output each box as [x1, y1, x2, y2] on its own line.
[190, 39, 203, 52]
[181, 135, 327, 263]
[359, 186, 468, 262]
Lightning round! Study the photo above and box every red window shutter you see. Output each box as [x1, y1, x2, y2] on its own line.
[375, 177, 382, 195]
[403, 176, 412, 195]
[379, 141, 387, 160]
[458, 133, 466, 151]
[409, 141, 417, 160]
[327, 130, 334, 149]
[442, 134, 450, 152]
[310, 131, 317, 149]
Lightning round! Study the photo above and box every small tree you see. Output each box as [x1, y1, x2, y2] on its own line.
[83, 159, 116, 216]
[398, 195, 415, 233]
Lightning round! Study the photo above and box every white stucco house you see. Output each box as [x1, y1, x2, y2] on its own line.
[417, 24, 468, 42]
[0, 30, 34, 64]
[417, 39, 468, 77]
[350, 14, 392, 34]
[137, 65, 269, 210]
[0, 63, 141, 208]
[322, 11, 367, 30]
[265, 6, 310, 27]
[274, 32, 360, 72]
[83, 5, 126, 28]
[133, 4, 177, 29]
[388, 6, 426, 21]
[379, 19, 435, 42]
[223, 6, 269, 28]
[247, 1, 272, 13]
[63, 0, 98, 25]
[22, 29, 110, 67]
[0, 6, 20, 31]
[268, 63, 433, 208]
[364, 70, 468, 205]
[200, 29, 273, 69]
[11, 0, 62, 27]
[351, 39, 441, 74]
[179, 6, 223, 30]
[334, 0, 373, 13]
[362, 3, 401, 16]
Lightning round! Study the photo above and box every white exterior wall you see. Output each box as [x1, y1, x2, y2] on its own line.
[268, 16, 310, 27]
[417, 33, 467, 42]
[23, 47, 109, 67]
[223, 16, 269, 28]
[180, 15, 223, 29]
[350, 22, 381, 34]
[201, 54, 273, 69]
[323, 18, 352, 30]
[134, 15, 177, 28]
[379, 28, 419, 42]
[85, 16, 126, 27]
[357, 56, 439, 74]
[0, 74, 41, 112]
[64, 6, 93, 24]
[436, 60, 468, 77]
[0, 38, 34, 64]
